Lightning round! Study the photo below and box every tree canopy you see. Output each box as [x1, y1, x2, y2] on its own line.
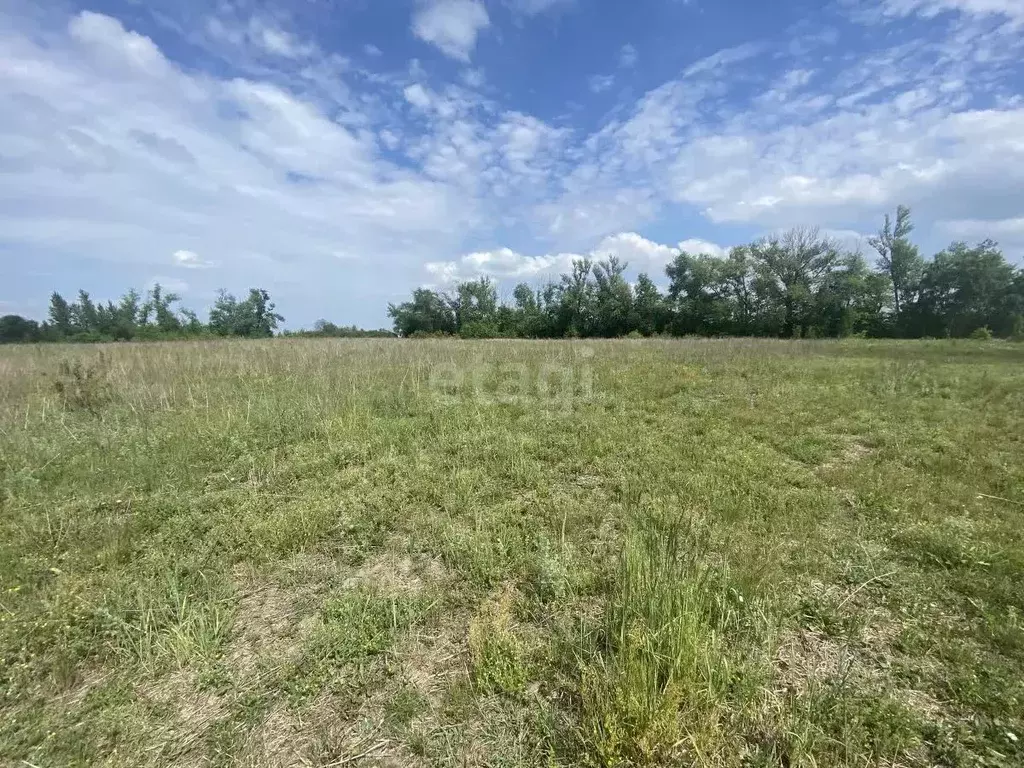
[387, 208, 1023, 341]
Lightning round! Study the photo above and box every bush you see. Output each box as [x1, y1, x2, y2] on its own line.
[459, 321, 500, 339]
[51, 357, 111, 413]
[969, 326, 993, 340]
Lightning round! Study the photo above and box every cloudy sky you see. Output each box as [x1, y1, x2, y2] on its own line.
[1, 0, 1022, 328]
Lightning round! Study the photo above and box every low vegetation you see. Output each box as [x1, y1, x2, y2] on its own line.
[1, 337, 1023, 767]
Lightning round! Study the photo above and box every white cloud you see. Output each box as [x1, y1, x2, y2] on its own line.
[677, 238, 728, 258]
[411, 0, 490, 62]
[505, 0, 576, 15]
[940, 217, 1024, 253]
[403, 82, 435, 110]
[942, 217, 1024, 237]
[205, 16, 316, 59]
[596, 233, 679, 264]
[588, 74, 615, 94]
[426, 247, 570, 284]
[462, 68, 486, 88]
[69, 11, 168, 75]
[880, 0, 1024, 23]
[173, 250, 215, 269]
[0, 9, 472, 319]
[425, 232, 721, 285]
[619, 44, 638, 68]
[683, 43, 764, 78]
[4, 1, 1024, 330]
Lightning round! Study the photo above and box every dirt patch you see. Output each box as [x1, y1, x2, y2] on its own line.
[775, 628, 857, 695]
[408, 627, 467, 700]
[343, 553, 446, 596]
[137, 669, 229, 763]
[228, 564, 318, 677]
[236, 703, 310, 768]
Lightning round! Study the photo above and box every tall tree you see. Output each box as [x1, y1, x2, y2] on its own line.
[556, 258, 595, 337]
[868, 205, 922, 325]
[144, 284, 182, 332]
[750, 228, 840, 338]
[593, 256, 634, 337]
[632, 273, 666, 336]
[70, 290, 99, 335]
[48, 292, 74, 337]
[451, 278, 498, 334]
[666, 251, 732, 335]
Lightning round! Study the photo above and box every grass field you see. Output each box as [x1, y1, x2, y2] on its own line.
[1, 338, 1023, 767]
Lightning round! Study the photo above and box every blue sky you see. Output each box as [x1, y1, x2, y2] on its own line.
[1, 0, 1023, 329]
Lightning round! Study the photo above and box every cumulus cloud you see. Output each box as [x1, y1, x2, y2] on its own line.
[3, 0, 1024, 327]
[677, 239, 729, 258]
[424, 232, 727, 285]
[412, 0, 490, 62]
[0, 9, 473, 320]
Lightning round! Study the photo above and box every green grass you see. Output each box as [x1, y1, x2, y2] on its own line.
[1, 337, 1023, 766]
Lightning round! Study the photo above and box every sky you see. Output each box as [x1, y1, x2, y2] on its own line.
[1, 0, 1023, 329]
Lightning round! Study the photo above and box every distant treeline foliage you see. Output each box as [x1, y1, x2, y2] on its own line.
[282, 321, 396, 338]
[388, 208, 1024, 340]
[4, 207, 1023, 345]
[0, 286, 284, 343]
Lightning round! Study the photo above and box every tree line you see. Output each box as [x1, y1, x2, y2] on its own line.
[388, 207, 1024, 340]
[3, 206, 1022, 344]
[0, 286, 285, 343]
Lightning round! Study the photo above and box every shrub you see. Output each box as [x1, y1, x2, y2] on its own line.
[969, 326, 993, 340]
[51, 357, 111, 413]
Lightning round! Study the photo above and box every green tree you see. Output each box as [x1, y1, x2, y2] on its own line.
[750, 228, 839, 338]
[209, 288, 282, 337]
[0, 315, 40, 343]
[868, 205, 922, 326]
[48, 292, 74, 338]
[917, 240, 1018, 337]
[387, 288, 457, 336]
[667, 251, 732, 335]
[632, 273, 667, 336]
[143, 284, 182, 333]
[69, 290, 100, 336]
[452, 278, 499, 336]
[815, 253, 889, 337]
[555, 259, 595, 337]
[593, 256, 634, 337]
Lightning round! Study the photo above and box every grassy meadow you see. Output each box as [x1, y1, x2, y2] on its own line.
[1, 338, 1023, 767]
